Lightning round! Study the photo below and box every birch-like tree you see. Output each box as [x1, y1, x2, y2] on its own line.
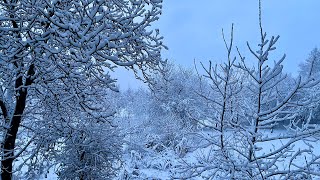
[176, 24, 244, 179]
[233, 2, 320, 178]
[177, 1, 320, 179]
[0, 0, 165, 179]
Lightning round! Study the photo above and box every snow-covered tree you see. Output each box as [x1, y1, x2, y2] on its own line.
[115, 88, 152, 152]
[299, 48, 320, 124]
[233, 3, 320, 178]
[0, 0, 165, 178]
[176, 24, 245, 179]
[147, 63, 206, 151]
[177, 1, 320, 179]
[299, 48, 320, 80]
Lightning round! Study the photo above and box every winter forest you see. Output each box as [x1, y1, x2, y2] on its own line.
[0, 0, 320, 179]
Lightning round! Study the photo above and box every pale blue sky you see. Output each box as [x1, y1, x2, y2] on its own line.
[115, 0, 320, 90]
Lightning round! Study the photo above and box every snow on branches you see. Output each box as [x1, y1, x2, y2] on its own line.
[0, 0, 165, 178]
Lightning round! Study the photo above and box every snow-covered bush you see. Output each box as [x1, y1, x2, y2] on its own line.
[57, 122, 122, 180]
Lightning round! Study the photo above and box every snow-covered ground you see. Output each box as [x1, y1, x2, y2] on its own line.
[119, 129, 320, 179]
[11, 129, 319, 179]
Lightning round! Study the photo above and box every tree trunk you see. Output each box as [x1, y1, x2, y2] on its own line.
[1, 96, 27, 179]
[1, 65, 34, 180]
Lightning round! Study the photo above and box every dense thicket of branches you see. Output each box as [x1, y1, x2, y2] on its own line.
[0, 0, 165, 179]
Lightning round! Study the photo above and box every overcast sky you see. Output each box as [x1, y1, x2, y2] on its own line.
[115, 0, 320, 90]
